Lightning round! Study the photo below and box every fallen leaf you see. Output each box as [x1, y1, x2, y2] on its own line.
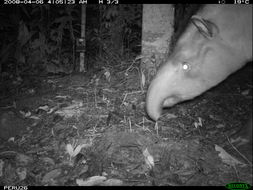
[166, 113, 178, 119]
[76, 176, 107, 186]
[0, 159, 4, 177]
[101, 179, 123, 186]
[66, 144, 87, 158]
[215, 144, 245, 166]
[40, 157, 55, 165]
[241, 89, 250, 96]
[143, 148, 154, 169]
[16, 153, 33, 166]
[16, 167, 27, 181]
[42, 168, 62, 184]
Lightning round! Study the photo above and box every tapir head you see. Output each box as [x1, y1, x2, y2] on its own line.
[146, 15, 250, 121]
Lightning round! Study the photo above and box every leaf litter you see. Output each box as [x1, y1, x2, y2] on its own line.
[0, 62, 252, 186]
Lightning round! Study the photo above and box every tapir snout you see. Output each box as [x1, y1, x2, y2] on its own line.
[146, 4, 252, 121]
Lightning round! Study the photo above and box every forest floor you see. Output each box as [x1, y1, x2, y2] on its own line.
[0, 61, 252, 186]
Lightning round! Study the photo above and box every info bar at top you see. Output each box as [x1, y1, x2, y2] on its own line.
[2, 0, 252, 5]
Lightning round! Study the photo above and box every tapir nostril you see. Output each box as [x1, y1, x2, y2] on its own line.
[163, 95, 182, 108]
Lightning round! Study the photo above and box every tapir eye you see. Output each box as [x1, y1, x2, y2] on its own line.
[182, 62, 190, 71]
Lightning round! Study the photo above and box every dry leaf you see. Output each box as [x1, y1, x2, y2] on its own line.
[101, 178, 123, 186]
[42, 168, 62, 184]
[76, 176, 106, 186]
[143, 148, 154, 169]
[215, 144, 245, 166]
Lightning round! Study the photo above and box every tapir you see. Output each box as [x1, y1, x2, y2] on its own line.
[146, 5, 252, 145]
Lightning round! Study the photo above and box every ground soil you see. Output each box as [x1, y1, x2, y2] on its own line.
[0, 62, 252, 186]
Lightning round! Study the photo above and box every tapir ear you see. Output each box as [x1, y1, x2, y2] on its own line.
[191, 15, 219, 38]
